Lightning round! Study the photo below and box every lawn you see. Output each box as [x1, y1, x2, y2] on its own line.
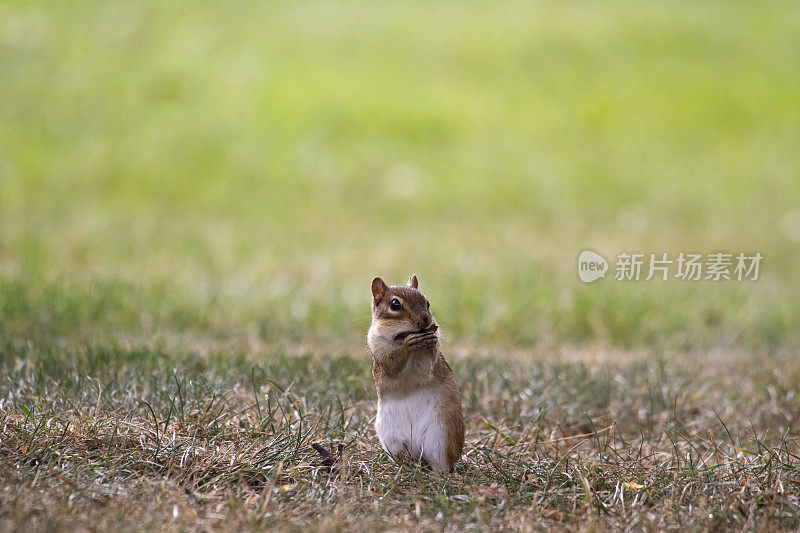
[1, 1, 800, 530]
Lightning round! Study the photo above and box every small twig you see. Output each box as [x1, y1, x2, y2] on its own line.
[257, 461, 283, 520]
[311, 442, 343, 469]
[94, 380, 103, 416]
[538, 425, 615, 445]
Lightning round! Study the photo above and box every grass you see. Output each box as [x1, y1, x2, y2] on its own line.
[2, 0, 800, 530]
[2, 0, 800, 351]
[2, 343, 799, 530]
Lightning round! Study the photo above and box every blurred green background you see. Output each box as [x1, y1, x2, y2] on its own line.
[1, 1, 799, 353]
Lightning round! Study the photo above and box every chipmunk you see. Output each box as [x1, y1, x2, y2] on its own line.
[367, 274, 464, 472]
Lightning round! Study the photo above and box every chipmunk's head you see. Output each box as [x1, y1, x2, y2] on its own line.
[369, 274, 438, 345]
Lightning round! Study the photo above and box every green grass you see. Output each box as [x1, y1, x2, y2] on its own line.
[2, 0, 800, 351]
[2, 0, 800, 530]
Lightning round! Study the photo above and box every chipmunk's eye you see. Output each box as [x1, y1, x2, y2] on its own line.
[426, 300, 430, 309]
[389, 298, 402, 311]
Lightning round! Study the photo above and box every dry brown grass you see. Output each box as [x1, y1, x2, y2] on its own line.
[1, 342, 799, 531]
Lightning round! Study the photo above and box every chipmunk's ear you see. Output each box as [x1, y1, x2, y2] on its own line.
[371, 277, 387, 302]
[408, 274, 418, 289]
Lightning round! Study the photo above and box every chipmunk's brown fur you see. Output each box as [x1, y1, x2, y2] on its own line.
[367, 275, 465, 472]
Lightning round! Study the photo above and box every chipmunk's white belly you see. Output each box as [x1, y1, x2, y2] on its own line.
[375, 387, 447, 471]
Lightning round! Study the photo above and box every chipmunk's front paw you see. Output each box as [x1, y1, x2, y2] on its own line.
[403, 331, 438, 349]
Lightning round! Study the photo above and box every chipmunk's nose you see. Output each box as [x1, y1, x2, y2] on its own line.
[419, 315, 431, 329]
